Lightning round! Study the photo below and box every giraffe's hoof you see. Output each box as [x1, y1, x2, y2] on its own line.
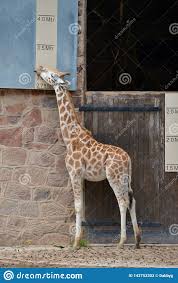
[117, 243, 124, 249]
[134, 234, 141, 249]
[134, 243, 141, 249]
[72, 244, 81, 250]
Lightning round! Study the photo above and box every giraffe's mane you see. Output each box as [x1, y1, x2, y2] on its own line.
[66, 93, 91, 135]
[81, 126, 92, 136]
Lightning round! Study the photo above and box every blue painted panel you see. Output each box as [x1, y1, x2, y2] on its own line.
[57, 0, 78, 90]
[0, 0, 36, 89]
[0, 0, 78, 90]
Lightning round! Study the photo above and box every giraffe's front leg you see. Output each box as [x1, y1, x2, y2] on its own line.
[70, 175, 83, 249]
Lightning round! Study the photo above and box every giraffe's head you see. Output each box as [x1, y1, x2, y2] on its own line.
[34, 66, 70, 88]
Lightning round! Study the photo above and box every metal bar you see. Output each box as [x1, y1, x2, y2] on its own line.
[82, 221, 161, 227]
[79, 105, 161, 112]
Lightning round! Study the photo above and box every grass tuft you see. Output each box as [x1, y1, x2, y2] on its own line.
[79, 239, 88, 247]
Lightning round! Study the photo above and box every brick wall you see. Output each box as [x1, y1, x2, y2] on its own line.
[0, 0, 86, 246]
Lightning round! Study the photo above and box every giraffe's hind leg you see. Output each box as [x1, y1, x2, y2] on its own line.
[118, 200, 128, 248]
[128, 190, 141, 249]
[106, 167, 129, 248]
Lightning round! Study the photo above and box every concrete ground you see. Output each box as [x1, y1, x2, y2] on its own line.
[0, 245, 178, 268]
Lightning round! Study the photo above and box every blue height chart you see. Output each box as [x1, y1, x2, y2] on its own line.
[0, 0, 78, 90]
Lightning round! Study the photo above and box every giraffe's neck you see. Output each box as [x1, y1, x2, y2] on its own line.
[54, 85, 81, 147]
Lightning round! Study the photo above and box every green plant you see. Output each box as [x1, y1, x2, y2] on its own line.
[79, 239, 88, 247]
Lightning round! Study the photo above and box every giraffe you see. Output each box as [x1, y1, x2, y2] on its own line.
[35, 66, 141, 249]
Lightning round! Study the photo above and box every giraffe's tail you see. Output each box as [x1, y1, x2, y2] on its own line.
[128, 157, 133, 209]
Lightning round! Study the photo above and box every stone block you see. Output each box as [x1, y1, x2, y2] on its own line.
[33, 187, 52, 201]
[7, 116, 21, 125]
[28, 151, 55, 167]
[26, 219, 68, 237]
[3, 92, 29, 106]
[19, 201, 39, 217]
[22, 128, 34, 144]
[0, 232, 20, 246]
[13, 167, 48, 186]
[42, 95, 57, 108]
[40, 202, 68, 218]
[0, 116, 8, 126]
[0, 128, 22, 147]
[0, 168, 13, 181]
[0, 199, 19, 215]
[7, 216, 27, 232]
[0, 215, 8, 232]
[35, 126, 58, 144]
[47, 172, 68, 187]
[2, 148, 26, 165]
[5, 182, 31, 200]
[53, 187, 74, 207]
[38, 233, 70, 246]
[5, 103, 26, 115]
[56, 157, 68, 174]
[23, 109, 42, 127]
[49, 142, 66, 155]
[42, 109, 59, 127]
[31, 93, 41, 106]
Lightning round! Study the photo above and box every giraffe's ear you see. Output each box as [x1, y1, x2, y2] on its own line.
[40, 66, 48, 72]
[35, 66, 45, 75]
[58, 71, 70, 78]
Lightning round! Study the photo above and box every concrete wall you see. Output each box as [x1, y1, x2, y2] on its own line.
[0, 0, 86, 246]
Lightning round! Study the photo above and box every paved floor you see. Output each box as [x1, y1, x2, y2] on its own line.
[0, 245, 178, 268]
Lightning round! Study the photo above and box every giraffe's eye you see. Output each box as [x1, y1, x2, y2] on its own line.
[51, 74, 59, 82]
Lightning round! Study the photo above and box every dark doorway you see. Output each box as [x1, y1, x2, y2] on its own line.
[87, 0, 178, 91]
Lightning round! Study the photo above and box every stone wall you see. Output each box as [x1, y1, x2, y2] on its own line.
[0, 0, 86, 246]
